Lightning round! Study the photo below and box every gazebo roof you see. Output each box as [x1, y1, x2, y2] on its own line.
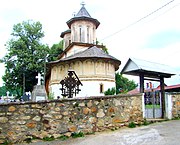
[121, 58, 177, 78]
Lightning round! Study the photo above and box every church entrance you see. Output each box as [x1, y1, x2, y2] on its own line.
[144, 91, 162, 118]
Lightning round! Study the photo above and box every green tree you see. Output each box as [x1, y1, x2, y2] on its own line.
[96, 40, 109, 54]
[0, 86, 6, 96]
[104, 72, 137, 95]
[104, 87, 116, 95]
[1, 20, 49, 97]
[48, 40, 63, 61]
[115, 72, 137, 94]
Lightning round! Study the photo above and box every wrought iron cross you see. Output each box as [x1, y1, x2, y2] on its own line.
[60, 70, 82, 98]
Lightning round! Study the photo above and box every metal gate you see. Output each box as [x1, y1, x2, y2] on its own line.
[144, 91, 162, 118]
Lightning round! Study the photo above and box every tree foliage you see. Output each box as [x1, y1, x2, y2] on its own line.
[48, 40, 63, 61]
[104, 72, 138, 95]
[104, 87, 116, 95]
[1, 20, 49, 97]
[0, 86, 6, 96]
[115, 72, 137, 94]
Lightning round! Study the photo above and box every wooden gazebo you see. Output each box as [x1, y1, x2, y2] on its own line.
[121, 58, 177, 118]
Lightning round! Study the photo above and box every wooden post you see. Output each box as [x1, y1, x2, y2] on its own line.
[139, 73, 144, 93]
[160, 76, 165, 118]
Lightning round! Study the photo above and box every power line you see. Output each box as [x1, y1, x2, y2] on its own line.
[100, 0, 175, 41]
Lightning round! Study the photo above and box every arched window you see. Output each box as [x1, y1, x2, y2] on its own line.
[79, 25, 82, 42]
[87, 26, 89, 43]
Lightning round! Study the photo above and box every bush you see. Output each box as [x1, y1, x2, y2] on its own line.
[43, 136, 55, 141]
[128, 122, 136, 128]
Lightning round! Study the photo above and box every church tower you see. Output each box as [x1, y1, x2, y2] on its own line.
[61, 3, 100, 50]
[47, 4, 121, 98]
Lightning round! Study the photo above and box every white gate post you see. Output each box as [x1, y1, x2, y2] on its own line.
[165, 93, 172, 119]
[142, 93, 145, 118]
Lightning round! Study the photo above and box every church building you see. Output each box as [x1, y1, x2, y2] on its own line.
[46, 4, 121, 98]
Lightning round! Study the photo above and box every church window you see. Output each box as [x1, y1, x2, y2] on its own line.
[73, 26, 76, 41]
[79, 26, 82, 42]
[87, 26, 89, 43]
[100, 83, 104, 93]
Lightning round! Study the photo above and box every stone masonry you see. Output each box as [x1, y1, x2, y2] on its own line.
[172, 93, 180, 118]
[0, 94, 143, 143]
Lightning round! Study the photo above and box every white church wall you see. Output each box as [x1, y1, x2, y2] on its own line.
[77, 81, 115, 97]
[66, 45, 88, 57]
[50, 80, 115, 99]
[50, 84, 61, 99]
[63, 33, 71, 50]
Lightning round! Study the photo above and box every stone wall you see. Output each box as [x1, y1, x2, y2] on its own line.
[0, 94, 143, 143]
[172, 93, 180, 118]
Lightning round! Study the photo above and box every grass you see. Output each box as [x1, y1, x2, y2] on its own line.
[1, 140, 10, 145]
[57, 135, 69, 141]
[145, 105, 160, 109]
[42, 136, 55, 141]
[71, 132, 85, 138]
[142, 119, 151, 126]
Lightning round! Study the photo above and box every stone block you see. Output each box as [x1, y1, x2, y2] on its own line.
[0, 117, 8, 123]
[97, 109, 105, 118]
[0, 139, 5, 144]
[54, 107, 61, 112]
[87, 101, 93, 107]
[83, 107, 89, 115]
[17, 120, 26, 125]
[97, 119, 104, 126]
[64, 132, 72, 137]
[79, 102, 85, 107]
[62, 111, 69, 116]
[8, 106, 16, 112]
[26, 122, 36, 128]
[112, 118, 122, 123]
[32, 116, 41, 121]
[54, 115, 63, 119]
[7, 131, 14, 136]
[91, 107, 97, 113]
[21, 116, 31, 120]
[108, 107, 115, 113]
[89, 117, 97, 124]
[68, 125, 77, 132]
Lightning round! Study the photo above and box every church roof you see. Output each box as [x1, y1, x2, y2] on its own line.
[66, 5, 100, 28]
[62, 46, 120, 61]
[49, 46, 121, 70]
[75, 5, 91, 17]
[60, 29, 71, 38]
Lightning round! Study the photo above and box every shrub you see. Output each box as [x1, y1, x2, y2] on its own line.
[57, 135, 69, 141]
[71, 132, 84, 138]
[43, 136, 55, 141]
[128, 122, 136, 128]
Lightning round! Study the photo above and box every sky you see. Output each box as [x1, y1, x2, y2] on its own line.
[0, 0, 180, 87]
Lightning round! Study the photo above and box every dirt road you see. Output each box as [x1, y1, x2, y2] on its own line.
[19, 120, 180, 145]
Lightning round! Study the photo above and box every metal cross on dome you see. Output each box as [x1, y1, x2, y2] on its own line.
[81, 1, 85, 7]
[60, 70, 83, 98]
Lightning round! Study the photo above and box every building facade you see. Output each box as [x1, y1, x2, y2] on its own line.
[46, 4, 121, 98]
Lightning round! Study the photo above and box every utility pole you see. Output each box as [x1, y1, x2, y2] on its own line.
[44, 54, 49, 85]
[23, 67, 26, 96]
